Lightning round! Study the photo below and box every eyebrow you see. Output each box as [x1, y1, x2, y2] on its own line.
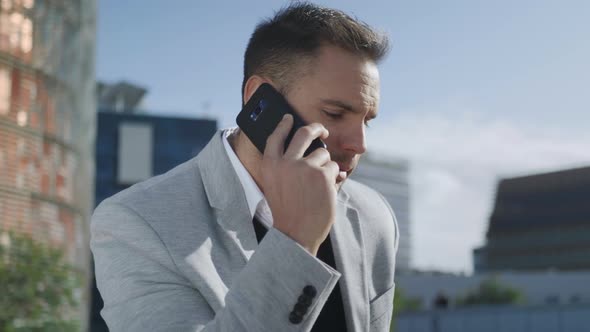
[320, 98, 378, 119]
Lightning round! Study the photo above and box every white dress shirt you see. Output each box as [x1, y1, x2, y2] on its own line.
[221, 127, 274, 228]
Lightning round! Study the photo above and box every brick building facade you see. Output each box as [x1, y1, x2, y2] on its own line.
[0, 0, 96, 328]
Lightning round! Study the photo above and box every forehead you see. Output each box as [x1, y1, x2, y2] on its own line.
[293, 45, 381, 110]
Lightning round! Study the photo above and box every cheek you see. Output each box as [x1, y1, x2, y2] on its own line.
[322, 122, 353, 143]
[323, 129, 343, 151]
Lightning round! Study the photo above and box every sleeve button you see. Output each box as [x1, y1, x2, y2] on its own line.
[303, 285, 317, 298]
[289, 311, 303, 324]
[293, 301, 309, 315]
[298, 294, 312, 306]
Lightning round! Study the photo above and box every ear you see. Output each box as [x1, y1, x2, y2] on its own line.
[243, 75, 272, 106]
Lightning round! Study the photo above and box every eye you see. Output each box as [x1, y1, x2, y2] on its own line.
[364, 115, 377, 128]
[323, 110, 343, 119]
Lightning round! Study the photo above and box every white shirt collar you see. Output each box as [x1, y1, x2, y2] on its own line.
[221, 128, 273, 228]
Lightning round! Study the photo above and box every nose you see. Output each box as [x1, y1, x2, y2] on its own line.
[341, 123, 367, 155]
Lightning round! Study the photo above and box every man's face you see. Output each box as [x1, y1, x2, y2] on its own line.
[284, 45, 381, 185]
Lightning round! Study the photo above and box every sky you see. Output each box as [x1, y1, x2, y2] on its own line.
[97, 0, 590, 274]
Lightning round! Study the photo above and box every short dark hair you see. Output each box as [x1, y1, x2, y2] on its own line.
[242, 2, 389, 100]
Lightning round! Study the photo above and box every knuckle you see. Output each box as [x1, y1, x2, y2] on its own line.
[313, 122, 327, 134]
[308, 148, 326, 161]
[327, 161, 339, 173]
[318, 163, 335, 179]
[314, 122, 326, 130]
[298, 126, 314, 137]
[318, 148, 330, 158]
[305, 164, 321, 177]
[265, 132, 277, 145]
[315, 168, 327, 181]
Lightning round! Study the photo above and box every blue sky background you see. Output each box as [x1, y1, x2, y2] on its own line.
[97, 1, 590, 273]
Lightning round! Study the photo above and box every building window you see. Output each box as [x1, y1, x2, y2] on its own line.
[21, 78, 36, 106]
[117, 122, 153, 185]
[3, 12, 33, 53]
[0, 0, 32, 10]
[0, 67, 10, 115]
[22, 0, 34, 10]
[8, 13, 21, 49]
[20, 14, 32, 53]
[17, 109, 27, 126]
[21, 78, 39, 127]
[0, 230, 9, 248]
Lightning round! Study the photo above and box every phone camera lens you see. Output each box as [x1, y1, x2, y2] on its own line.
[250, 99, 266, 121]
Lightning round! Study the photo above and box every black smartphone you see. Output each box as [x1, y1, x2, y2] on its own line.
[236, 83, 327, 156]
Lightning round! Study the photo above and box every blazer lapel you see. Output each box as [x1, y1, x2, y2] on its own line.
[331, 188, 370, 332]
[186, 130, 259, 312]
[196, 130, 259, 261]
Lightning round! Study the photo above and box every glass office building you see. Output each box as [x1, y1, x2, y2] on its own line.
[93, 110, 217, 206]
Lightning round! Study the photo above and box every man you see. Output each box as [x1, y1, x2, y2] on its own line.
[91, 3, 399, 331]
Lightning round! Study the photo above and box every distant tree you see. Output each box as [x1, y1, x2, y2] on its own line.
[0, 229, 81, 332]
[456, 277, 524, 307]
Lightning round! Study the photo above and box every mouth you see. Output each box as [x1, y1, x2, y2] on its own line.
[338, 163, 354, 174]
[336, 164, 354, 183]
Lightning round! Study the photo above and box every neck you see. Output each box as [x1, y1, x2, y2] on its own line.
[228, 129, 265, 191]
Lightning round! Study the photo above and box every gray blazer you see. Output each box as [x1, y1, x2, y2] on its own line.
[91, 130, 399, 332]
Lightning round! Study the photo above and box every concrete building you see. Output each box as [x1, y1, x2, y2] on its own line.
[0, 0, 96, 328]
[474, 166, 590, 273]
[351, 153, 411, 273]
[97, 81, 147, 112]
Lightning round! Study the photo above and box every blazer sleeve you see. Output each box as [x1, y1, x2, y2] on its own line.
[90, 200, 341, 332]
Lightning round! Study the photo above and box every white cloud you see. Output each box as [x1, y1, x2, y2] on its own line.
[367, 109, 590, 274]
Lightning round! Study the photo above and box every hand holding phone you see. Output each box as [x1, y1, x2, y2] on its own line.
[236, 83, 342, 255]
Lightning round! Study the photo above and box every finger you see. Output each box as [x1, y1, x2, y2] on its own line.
[323, 161, 340, 182]
[304, 148, 331, 167]
[283, 123, 329, 160]
[264, 114, 294, 158]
